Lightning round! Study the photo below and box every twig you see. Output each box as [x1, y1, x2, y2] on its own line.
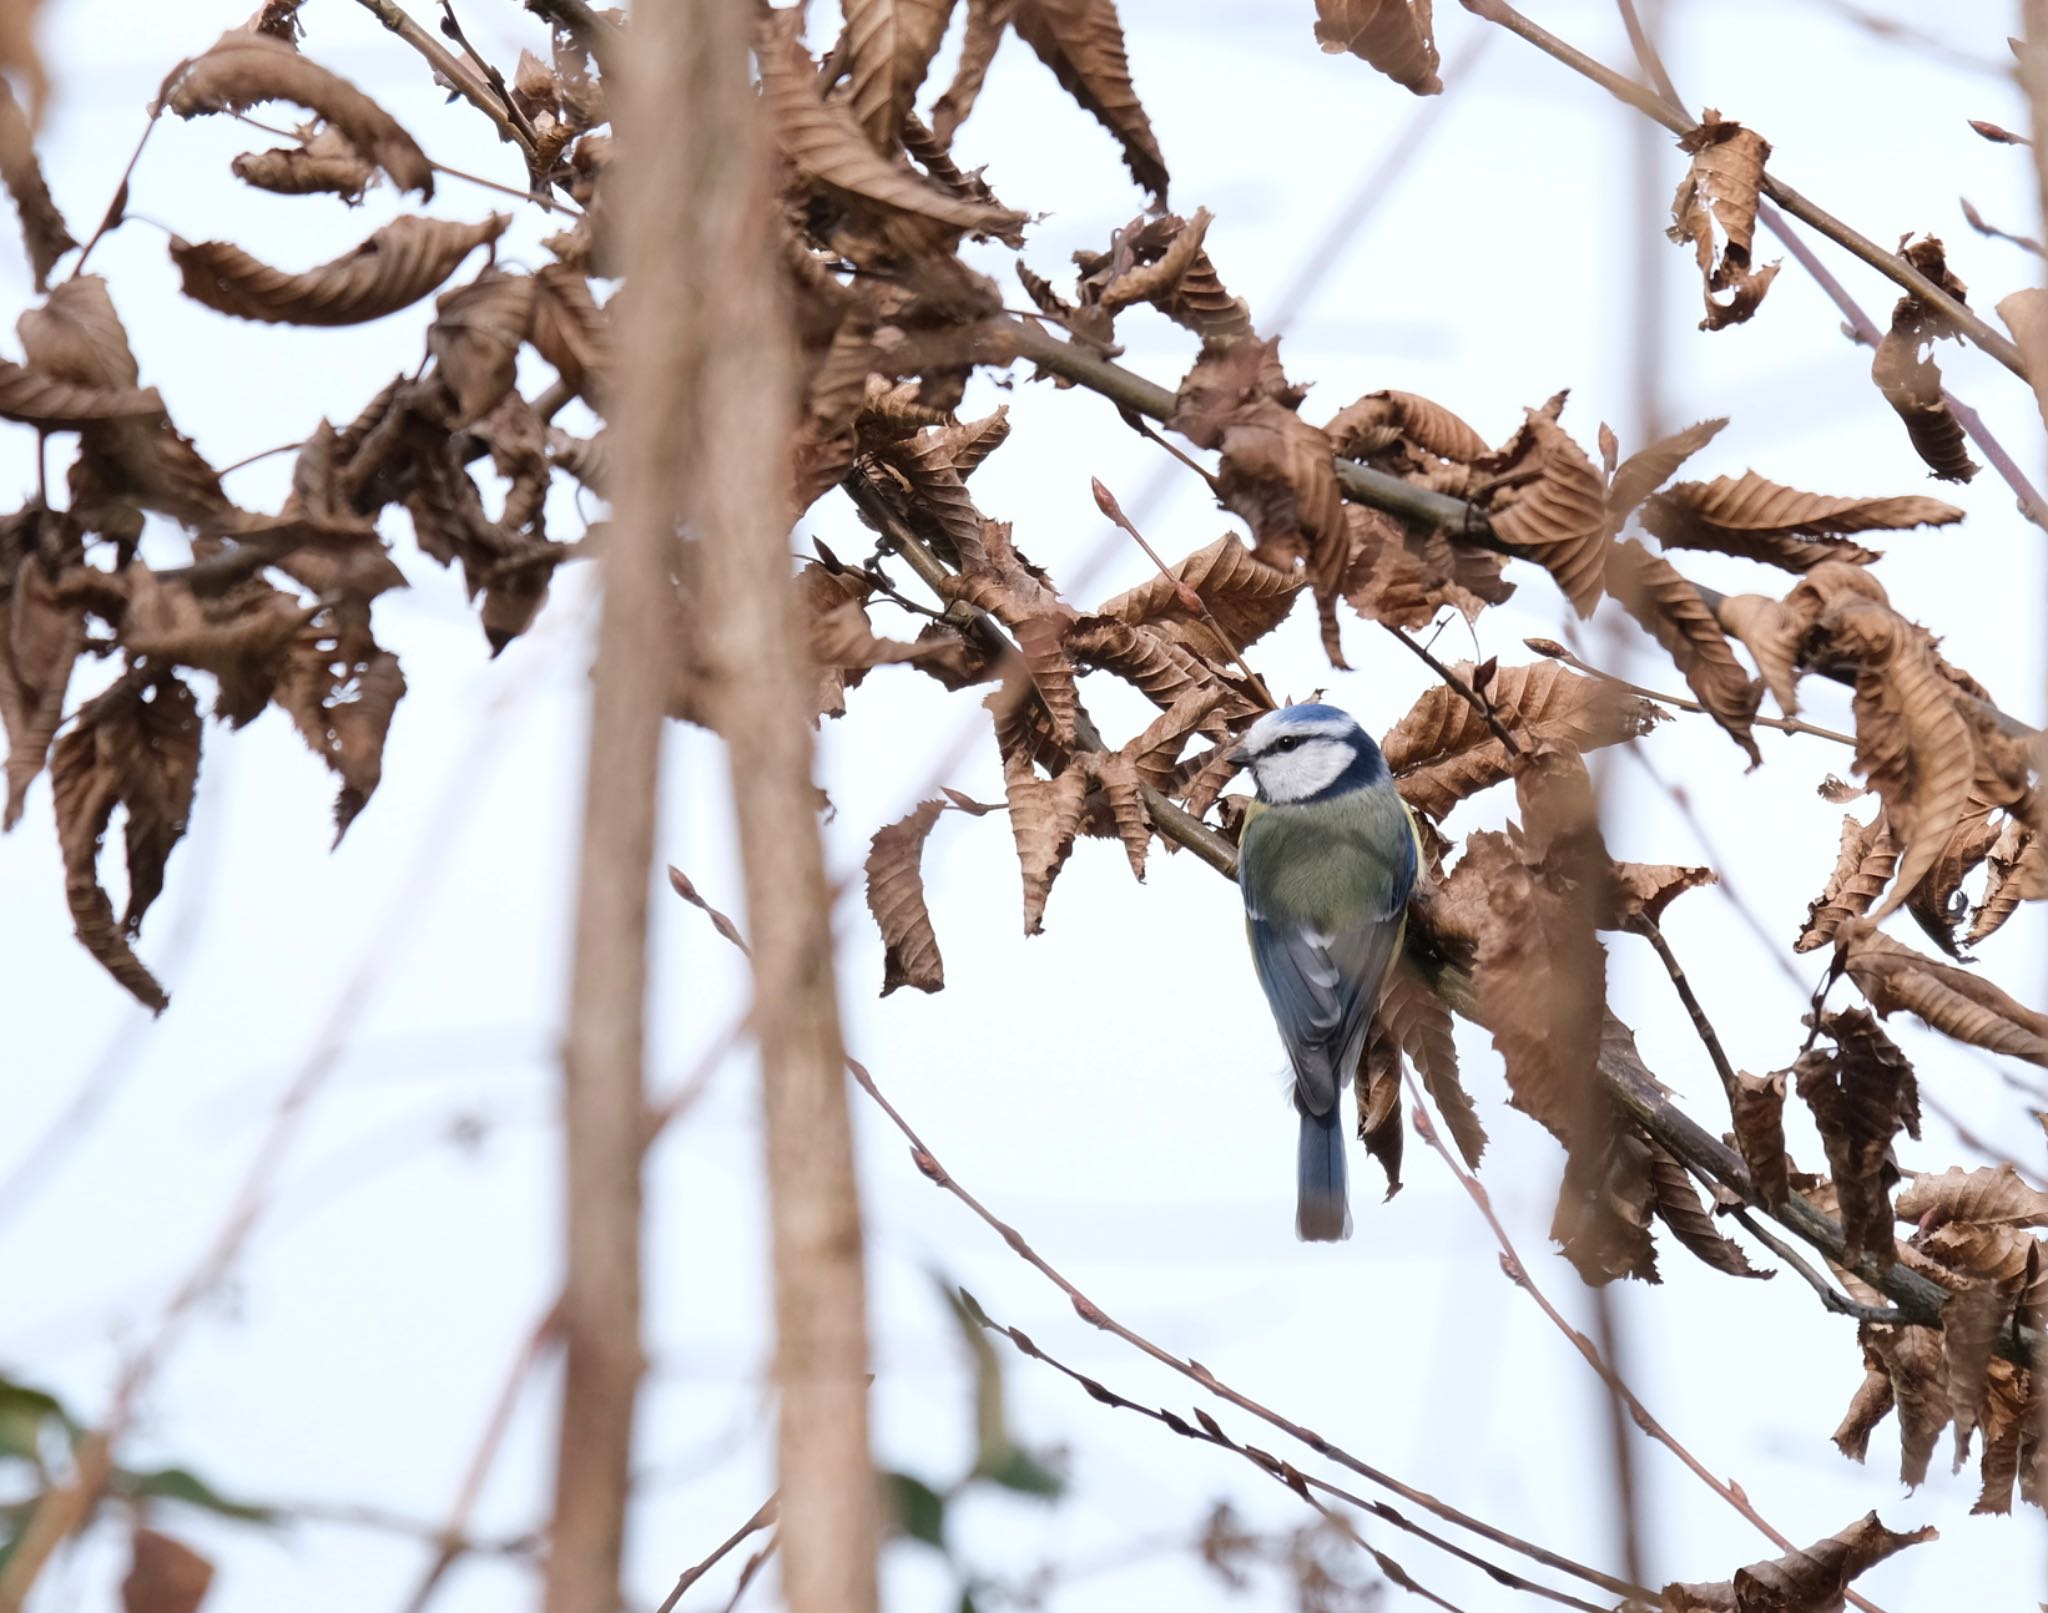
[398, 1301, 563, 1613]
[352, 0, 536, 161]
[1525, 636, 1855, 745]
[1728, 1208, 1909, 1327]
[437, 1, 540, 147]
[666, 867, 1649, 1604]
[1401, 1079, 1892, 1613]
[70, 100, 163, 277]
[228, 110, 579, 215]
[720, 1535, 780, 1613]
[968, 1296, 1585, 1613]
[1382, 626, 1519, 755]
[1111, 405, 1223, 494]
[1090, 475, 1274, 707]
[656, 1496, 779, 1613]
[1628, 914, 1742, 1110]
[1457, 0, 2028, 378]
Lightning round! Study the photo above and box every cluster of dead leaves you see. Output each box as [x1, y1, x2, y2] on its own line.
[0, 20, 617, 1006]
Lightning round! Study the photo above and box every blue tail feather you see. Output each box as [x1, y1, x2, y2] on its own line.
[1296, 1103, 1352, 1242]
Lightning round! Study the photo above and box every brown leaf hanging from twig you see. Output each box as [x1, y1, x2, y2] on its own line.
[231, 120, 376, 202]
[170, 214, 509, 327]
[930, 0, 1023, 145]
[1341, 505, 1511, 630]
[0, 76, 73, 289]
[1668, 111, 1779, 330]
[1641, 471, 1961, 571]
[1661, 1511, 1936, 1612]
[1381, 660, 1664, 821]
[1378, 965, 1484, 1168]
[1968, 815, 2048, 944]
[1731, 1069, 1789, 1208]
[1312, 0, 1442, 95]
[1605, 538, 1762, 762]
[50, 672, 202, 1011]
[866, 797, 952, 994]
[1794, 1008, 1918, 1266]
[1356, 1018, 1404, 1199]
[1011, 0, 1168, 201]
[1870, 237, 1978, 483]
[1477, 396, 1609, 616]
[1797, 807, 1897, 952]
[843, 0, 957, 152]
[1838, 921, 2048, 1066]
[163, 29, 433, 197]
[1646, 1138, 1767, 1278]
[1605, 417, 1728, 527]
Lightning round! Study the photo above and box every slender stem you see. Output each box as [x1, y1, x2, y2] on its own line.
[1382, 624, 1521, 754]
[1728, 1207, 1909, 1327]
[229, 110, 580, 215]
[657, 1496, 779, 1613]
[70, 104, 162, 277]
[1526, 637, 1856, 746]
[1628, 914, 1741, 1110]
[351, 0, 536, 160]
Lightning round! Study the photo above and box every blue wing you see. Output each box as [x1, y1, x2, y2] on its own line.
[1245, 906, 1404, 1118]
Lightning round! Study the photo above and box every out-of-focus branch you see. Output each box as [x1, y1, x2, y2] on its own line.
[656, 1495, 779, 1613]
[352, 0, 536, 160]
[675, 10, 881, 1613]
[539, 5, 696, 1608]
[1458, 0, 2027, 378]
[2019, 8, 2048, 440]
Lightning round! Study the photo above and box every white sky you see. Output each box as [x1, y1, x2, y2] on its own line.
[3, 2, 2047, 1610]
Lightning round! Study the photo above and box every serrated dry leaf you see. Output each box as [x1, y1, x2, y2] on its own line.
[1382, 660, 1664, 821]
[1606, 417, 1728, 526]
[1968, 815, 2048, 944]
[1798, 809, 1896, 952]
[1714, 590, 1805, 715]
[0, 360, 161, 428]
[275, 640, 404, 843]
[759, 9, 1024, 252]
[1124, 683, 1231, 794]
[866, 797, 949, 994]
[0, 76, 74, 290]
[1667, 1510, 1936, 1611]
[1603, 860, 1716, 926]
[1000, 738, 1092, 934]
[230, 120, 375, 201]
[1096, 531, 1302, 664]
[1833, 1355, 1894, 1465]
[1326, 388, 1486, 463]
[1647, 1137, 1767, 1278]
[844, 0, 956, 152]
[1871, 237, 1977, 484]
[1479, 400, 1609, 616]
[1379, 964, 1484, 1168]
[931, 0, 1021, 144]
[1795, 1008, 1916, 1265]
[1941, 1282, 2005, 1467]
[170, 213, 508, 327]
[530, 261, 609, 407]
[1340, 505, 1510, 630]
[1863, 1324, 1951, 1488]
[0, 535, 82, 828]
[1081, 747, 1150, 879]
[1012, 0, 1167, 200]
[1312, 0, 1441, 95]
[1551, 1123, 1659, 1286]
[1607, 538, 1762, 762]
[51, 672, 201, 1011]
[1818, 602, 1973, 922]
[1732, 1069, 1789, 1208]
[420, 267, 537, 430]
[1356, 1016, 1404, 1199]
[164, 30, 432, 197]
[1839, 922, 2048, 1066]
[1897, 1163, 2048, 1227]
[1641, 472, 1961, 570]
[1668, 112, 1779, 330]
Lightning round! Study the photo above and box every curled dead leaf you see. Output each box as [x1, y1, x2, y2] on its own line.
[1732, 1069, 1789, 1208]
[231, 121, 376, 201]
[1313, 0, 1441, 95]
[866, 798, 952, 995]
[1642, 471, 1961, 571]
[1479, 399, 1609, 617]
[170, 214, 509, 327]
[1605, 417, 1728, 527]
[1606, 539, 1761, 762]
[1662, 1510, 1935, 1612]
[1012, 0, 1168, 201]
[1668, 112, 1779, 330]
[1839, 922, 2048, 1066]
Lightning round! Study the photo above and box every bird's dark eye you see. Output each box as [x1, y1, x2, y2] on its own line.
[1274, 736, 1301, 753]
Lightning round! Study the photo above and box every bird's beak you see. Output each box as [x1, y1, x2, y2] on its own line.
[1226, 742, 1251, 768]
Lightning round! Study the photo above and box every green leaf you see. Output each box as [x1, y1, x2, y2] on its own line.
[974, 1442, 1066, 1500]
[958, 1590, 980, 1613]
[0, 1378, 77, 1462]
[116, 1465, 278, 1525]
[883, 1470, 947, 1551]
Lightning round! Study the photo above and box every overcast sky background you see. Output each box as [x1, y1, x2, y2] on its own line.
[3, 1, 2048, 1610]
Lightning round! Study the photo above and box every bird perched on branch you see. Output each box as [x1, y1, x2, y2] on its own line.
[1230, 704, 1418, 1241]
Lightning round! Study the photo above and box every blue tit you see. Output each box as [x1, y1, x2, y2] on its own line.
[1229, 704, 1418, 1242]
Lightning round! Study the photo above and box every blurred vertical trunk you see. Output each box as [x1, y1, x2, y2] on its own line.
[652, 7, 883, 1613]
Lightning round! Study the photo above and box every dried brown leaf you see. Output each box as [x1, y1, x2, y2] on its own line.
[866, 798, 950, 994]
[1641, 471, 1960, 570]
[1795, 1008, 1916, 1265]
[1340, 505, 1510, 630]
[1012, 0, 1168, 200]
[1356, 1017, 1404, 1200]
[1551, 1125, 1659, 1286]
[1863, 1324, 1951, 1487]
[1379, 965, 1484, 1168]
[1603, 860, 1716, 926]
[529, 262, 609, 406]
[275, 640, 404, 842]
[1668, 112, 1779, 330]
[51, 672, 201, 1011]
[1798, 809, 1896, 952]
[165, 30, 432, 197]
[844, 0, 957, 151]
[1326, 388, 1486, 463]
[1605, 417, 1728, 525]
[1607, 538, 1761, 762]
[1480, 401, 1609, 616]
[931, 0, 1022, 144]
[1083, 748, 1150, 879]
[1675, 1509, 1937, 1610]
[1000, 741, 1092, 935]
[0, 360, 162, 428]
[759, 9, 1024, 251]
[170, 213, 508, 327]
[0, 535, 81, 828]
[1968, 815, 2048, 944]
[420, 268, 538, 430]
[1714, 591, 1805, 715]
[1312, 0, 1441, 95]
[0, 75, 73, 290]
[1840, 923, 2048, 1066]
[1732, 1069, 1789, 1208]
[1896, 1163, 2048, 1228]
[230, 121, 375, 201]
[1833, 1356, 1895, 1465]
[1381, 660, 1664, 821]
[1873, 322, 1977, 483]
[1942, 1282, 2005, 1467]
[1647, 1138, 1767, 1278]
[122, 1528, 214, 1613]
[1096, 531, 1302, 663]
